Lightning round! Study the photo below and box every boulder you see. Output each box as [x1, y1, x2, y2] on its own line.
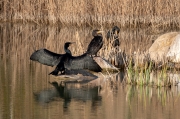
[50, 69, 98, 81]
[166, 34, 180, 62]
[148, 32, 179, 62]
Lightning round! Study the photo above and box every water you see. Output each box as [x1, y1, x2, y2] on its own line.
[1, 23, 180, 119]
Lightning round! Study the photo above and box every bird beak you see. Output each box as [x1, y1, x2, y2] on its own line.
[97, 30, 103, 34]
[115, 30, 118, 35]
[70, 42, 75, 45]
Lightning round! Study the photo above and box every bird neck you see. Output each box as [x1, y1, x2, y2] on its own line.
[94, 35, 102, 38]
[64, 47, 72, 55]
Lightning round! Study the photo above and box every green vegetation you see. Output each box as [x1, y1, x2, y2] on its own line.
[125, 59, 174, 87]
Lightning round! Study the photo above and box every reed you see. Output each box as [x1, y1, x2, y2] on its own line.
[1, 0, 180, 28]
[124, 58, 176, 87]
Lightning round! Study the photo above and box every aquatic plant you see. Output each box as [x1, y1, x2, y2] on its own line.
[124, 58, 175, 87]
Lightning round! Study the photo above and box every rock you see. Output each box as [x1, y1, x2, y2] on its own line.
[50, 69, 98, 81]
[93, 56, 119, 71]
[166, 34, 180, 62]
[148, 32, 179, 62]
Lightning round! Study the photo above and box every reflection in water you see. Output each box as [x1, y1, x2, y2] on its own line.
[34, 81, 102, 109]
[1, 23, 180, 119]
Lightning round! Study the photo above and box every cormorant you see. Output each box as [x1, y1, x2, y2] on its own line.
[87, 29, 103, 57]
[30, 42, 102, 76]
[49, 47, 102, 75]
[107, 26, 120, 47]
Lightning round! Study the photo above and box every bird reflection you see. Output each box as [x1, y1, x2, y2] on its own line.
[49, 81, 71, 108]
[34, 81, 102, 108]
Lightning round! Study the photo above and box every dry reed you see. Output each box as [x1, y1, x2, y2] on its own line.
[0, 0, 180, 28]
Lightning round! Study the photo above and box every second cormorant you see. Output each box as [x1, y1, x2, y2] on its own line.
[87, 29, 103, 57]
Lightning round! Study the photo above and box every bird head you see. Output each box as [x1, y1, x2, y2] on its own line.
[92, 29, 103, 36]
[112, 26, 120, 35]
[64, 42, 75, 55]
[64, 42, 74, 49]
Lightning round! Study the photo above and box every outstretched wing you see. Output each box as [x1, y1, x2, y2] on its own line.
[30, 49, 63, 66]
[64, 53, 102, 72]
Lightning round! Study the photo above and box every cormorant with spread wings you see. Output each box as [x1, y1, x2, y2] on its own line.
[30, 40, 102, 75]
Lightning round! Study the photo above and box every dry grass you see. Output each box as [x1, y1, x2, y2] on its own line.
[0, 0, 180, 28]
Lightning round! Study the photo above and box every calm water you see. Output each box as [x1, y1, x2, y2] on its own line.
[1, 23, 180, 119]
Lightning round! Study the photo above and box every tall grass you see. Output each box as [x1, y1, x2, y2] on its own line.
[1, 0, 180, 28]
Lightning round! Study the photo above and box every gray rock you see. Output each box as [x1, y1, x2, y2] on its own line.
[93, 56, 119, 71]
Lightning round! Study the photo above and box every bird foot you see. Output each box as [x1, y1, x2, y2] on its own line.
[60, 70, 65, 75]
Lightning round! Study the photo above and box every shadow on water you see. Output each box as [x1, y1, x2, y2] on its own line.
[1, 23, 180, 119]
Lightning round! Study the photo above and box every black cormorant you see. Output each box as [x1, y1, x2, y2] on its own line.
[30, 42, 102, 76]
[49, 47, 102, 75]
[87, 29, 103, 57]
[107, 26, 120, 47]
